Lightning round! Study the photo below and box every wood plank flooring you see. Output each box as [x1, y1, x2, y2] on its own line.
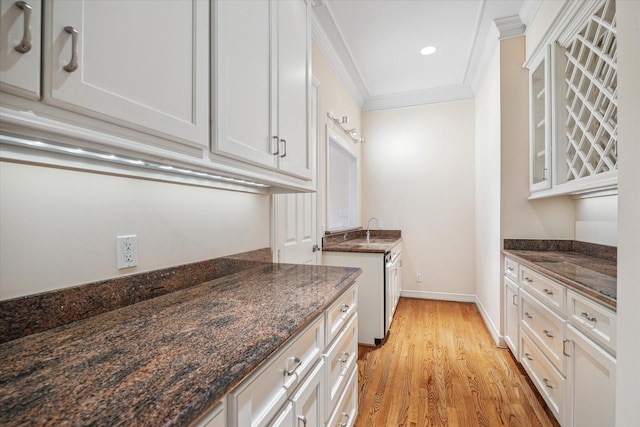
[355, 298, 559, 427]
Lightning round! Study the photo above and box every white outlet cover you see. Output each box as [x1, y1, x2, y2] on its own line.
[117, 235, 138, 269]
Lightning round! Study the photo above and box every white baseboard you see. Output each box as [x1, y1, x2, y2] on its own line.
[400, 290, 505, 347]
[474, 296, 504, 347]
[400, 289, 476, 302]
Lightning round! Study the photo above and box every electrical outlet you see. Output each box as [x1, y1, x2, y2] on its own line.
[416, 273, 422, 282]
[117, 235, 138, 269]
[377, 220, 383, 229]
[339, 209, 349, 217]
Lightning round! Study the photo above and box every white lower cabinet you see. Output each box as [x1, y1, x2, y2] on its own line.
[504, 276, 520, 355]
[192, 401, 226, 427]
[504, 257, 616, 427]
[288, 360, 325, 427]
[564, 324, 616, 427]
[520, 329, 565, 422]
[228, 316, 325, 427]
[214, 281, 358, 427]
[323, 314, 358, 420]
[326, 366, 357, 427]
[269, 402, 295, 427]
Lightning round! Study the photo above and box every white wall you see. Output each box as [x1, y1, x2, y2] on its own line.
[362, 100, 477, 299]
[615, 1, 640, 424]
[312, 42, 363, 234]
[0, 161, 270, 299]
[575, 195, 617, 246]
[475, 40, 502, 342]
[475, 33, 575, 344]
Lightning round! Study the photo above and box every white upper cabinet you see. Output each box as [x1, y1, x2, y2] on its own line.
[275, 0, 311, 179]
[41, 0, 209, 148]
[526, 0, 618, 198]
[0, 0, 42, 99]
[529, 51, 552, 193]
[212, 0, 312, 181]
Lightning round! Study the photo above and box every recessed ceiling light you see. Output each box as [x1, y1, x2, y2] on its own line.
[420, 46, 437, 56]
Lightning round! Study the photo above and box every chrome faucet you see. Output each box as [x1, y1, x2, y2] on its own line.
[366, 217, 379, 242]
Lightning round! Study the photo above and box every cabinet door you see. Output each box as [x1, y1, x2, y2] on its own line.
[504, 277, 519, 355]
[275, 0, 311, 180]
[565, 324, 616, 427]
[212, 0, 275, 169]
[290, 359, 325, 427]
[42, 0, 208, 147]
[0, 0, 41, 98]
[529, 50, 552, 192]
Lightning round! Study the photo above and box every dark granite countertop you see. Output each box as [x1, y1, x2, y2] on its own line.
[0, 263, 361, 427]
[323, 229, 402, 254]
[503, 240, 616, 311]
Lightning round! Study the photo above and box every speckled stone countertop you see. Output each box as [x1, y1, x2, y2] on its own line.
[0, 263, 361, 426]
[323, 229, 402, 254]
[503, 239, 616, 310]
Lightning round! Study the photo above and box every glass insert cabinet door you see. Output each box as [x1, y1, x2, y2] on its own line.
[529, 51, 552, 192]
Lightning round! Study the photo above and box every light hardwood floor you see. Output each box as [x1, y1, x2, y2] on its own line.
[355, 298, 559, 427]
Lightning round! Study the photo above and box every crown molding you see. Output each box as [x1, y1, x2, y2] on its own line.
[362, 85, 475, 112]
[311, 5, 367, 108]
[311, 3, 528, 111]
[494, 15, 527, 39]
[519, 0, 543, 27]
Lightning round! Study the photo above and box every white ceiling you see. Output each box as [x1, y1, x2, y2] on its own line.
[312, 0, 537, 111]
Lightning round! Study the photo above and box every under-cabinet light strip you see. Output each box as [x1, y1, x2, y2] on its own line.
[0, 134, 270, 188]
[326, 113, 365, 143]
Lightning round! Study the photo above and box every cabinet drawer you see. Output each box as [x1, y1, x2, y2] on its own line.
[326, 364, 357, 427]
[520, 266, 565, 314]
[326, 283, 358, 345]
[505, 257, 519, 282]
[520, 331, 565, 424]
[566, 290, 616, 355]
[324, 314, 358, 415]
[229, 315, 325, 427]
[520, 290, 565, 374]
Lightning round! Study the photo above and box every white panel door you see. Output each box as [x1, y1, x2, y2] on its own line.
[42, 0, 209, 147]
[275, 77, 318, 265]
[212, 0, 275, 169]
[0, 0, 41, 98]
[276, 191, 317, 265]
[276, 0, 311, 179]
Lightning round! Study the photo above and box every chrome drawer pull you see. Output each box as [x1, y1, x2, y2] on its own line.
[512, 294, 518, 306]
[63, 26, 79, 72]
[297, 415, 307, 426]
[524, 276, 533, 283]
[338, 351, 350, 364]
[581, 312, 597, 322]
[524, 312, 534, 319]
[340, 303, 350, 313]
[542, 288, 554, 295]
[284, 356, 301, 376]
[272, 136, 279, 155]
[338, 412, 350, 427]
[563, 339, 571, 357]
[280, 139, 287, 158]
[507, 266, 514, 271]
[524, 353, 534, 361]
[542, 329, 554, 338]
[543, 378, 554, 389]
[14, 1, 33, 53]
